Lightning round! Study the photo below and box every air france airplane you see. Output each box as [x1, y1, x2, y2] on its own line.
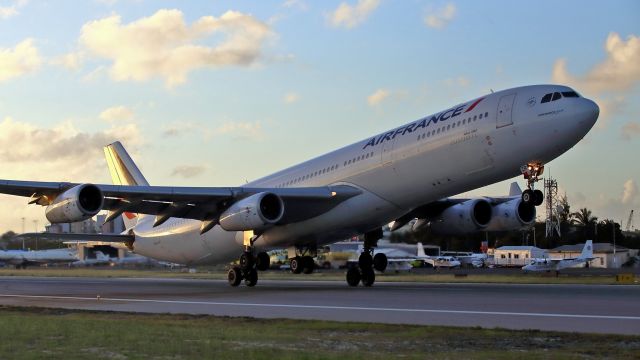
[0, 84, 598, 287]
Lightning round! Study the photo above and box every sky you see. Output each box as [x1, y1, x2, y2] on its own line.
[0, 0, 638, 232]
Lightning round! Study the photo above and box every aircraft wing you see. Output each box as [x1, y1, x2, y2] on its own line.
[0, 179, 362, 224]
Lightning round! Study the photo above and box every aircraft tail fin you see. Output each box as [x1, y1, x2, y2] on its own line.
[103, 141, 149, 229]
[579, 240, 593, 259]
[417, 242, 426, 258]
[509, 182, 522, 197]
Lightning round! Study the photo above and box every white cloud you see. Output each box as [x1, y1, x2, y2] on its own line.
[328, 0, 380, 29]
[161, 121, 196, 138]
[622, 179, 638, 205]
[0, 116, 142, 180]
[51, 52, 83, 70]
[424, 3, 456, 29]
[99, 106, 134, 123]
[0, 0, 27, 20]
[621, 122, 640, 141]
[552, 33, 640, 95]
[208, 121, 265, 140]
[0, 39, 42, 82]
[283, 92, 300, 104]
[367, 88, 390, 106]
[78, 9, 273, 87]
[170, 165, 207, 179]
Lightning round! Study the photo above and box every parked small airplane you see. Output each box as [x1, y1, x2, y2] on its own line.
[415, 243, 461, 268]
[522, 240, 594, 272]
[0, 248, 78, 268]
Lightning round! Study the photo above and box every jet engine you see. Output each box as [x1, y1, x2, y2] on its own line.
[45, 184, 104, 223]
[429, 199, 493, 235]
[219, 192, 284, 231]
[485, 199, 536, 231]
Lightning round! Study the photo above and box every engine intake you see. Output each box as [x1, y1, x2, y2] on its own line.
[219, 192, 284, 231]
[430, 199, 493, 235]
[45, 184, 104, 223]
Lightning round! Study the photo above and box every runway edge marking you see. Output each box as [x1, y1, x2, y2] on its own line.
[1, 294, 639, 321]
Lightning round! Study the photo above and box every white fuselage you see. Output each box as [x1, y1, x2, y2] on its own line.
[129, 85, 599, 265]
[0, 248, 78, 266]
[522, 257, 589, 272]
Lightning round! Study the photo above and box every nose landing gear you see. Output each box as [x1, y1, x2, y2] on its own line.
[520, 162, 544, 206]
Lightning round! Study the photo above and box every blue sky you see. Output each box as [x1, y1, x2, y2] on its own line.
[0, 0, 638, 232]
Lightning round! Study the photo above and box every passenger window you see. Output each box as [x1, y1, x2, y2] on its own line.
[485, 112, 489, 117]
[479, 113, 483, 119]
[562, 91, 579, 98]
[473, 115, 477, 121]
[462, 119, 466, 125]
[447, 125, 450, 130]
[541, 93, 552, 103]
[552, 92, 561, 101]
[437, 128, 441, 134]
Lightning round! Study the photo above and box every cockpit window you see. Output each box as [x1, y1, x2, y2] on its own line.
[552, 92, 562, 101]
[562, 91, 579, 98]
[541, 93, 552, 103]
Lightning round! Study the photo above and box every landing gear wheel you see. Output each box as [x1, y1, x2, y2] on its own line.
[361, 268, 375, 287]
[346, 267, 361, 287]
[533, 189, 544, 206]
[244, 268, 258, 287]
[255, 252, 270, 271]
[290, 256, 303, 274]
[239, 252, 254, 270]
[373, 253, 388, 272]
[521, 189, 534, 205]
[358, 252, 373, 269]
[228, 266, 242, 287]
[302, 256, 315, 274]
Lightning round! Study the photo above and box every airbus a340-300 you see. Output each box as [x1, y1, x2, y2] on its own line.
[0, 85, 598, 287]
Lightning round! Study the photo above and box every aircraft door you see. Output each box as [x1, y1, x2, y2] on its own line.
[380, 136, 396, 166]
[496, 94, 516, 128]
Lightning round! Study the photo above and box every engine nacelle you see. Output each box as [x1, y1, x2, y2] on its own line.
[219, 192, 284, 231]
[430, 199, 493, 235]
[485, 199, 536, 231]
[45, 184, 104, 223]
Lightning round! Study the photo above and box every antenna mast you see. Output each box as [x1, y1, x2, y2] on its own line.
[544, 177, 561, 238]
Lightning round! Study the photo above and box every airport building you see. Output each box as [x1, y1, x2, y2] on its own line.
[492, 246, 548, 267]
[548, 242, 639, 269]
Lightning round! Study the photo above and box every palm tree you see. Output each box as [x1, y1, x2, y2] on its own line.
[570, 208, 598, 239]
[570, 208, 598, 226]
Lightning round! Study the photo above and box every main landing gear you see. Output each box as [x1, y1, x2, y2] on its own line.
[346, 228, 388, 287]
[289, 245, 316, 275]
[228, 234, 271, 287]
[520, 162, 544, 206]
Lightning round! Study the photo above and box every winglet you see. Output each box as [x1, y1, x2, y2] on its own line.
[509, 182, 522, 197]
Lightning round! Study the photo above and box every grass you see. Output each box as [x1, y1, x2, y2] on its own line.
[0, 267, 636, 285]
[0, 306, 637, 359]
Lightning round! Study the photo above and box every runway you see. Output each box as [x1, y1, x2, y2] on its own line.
[0, 276, 638, 335]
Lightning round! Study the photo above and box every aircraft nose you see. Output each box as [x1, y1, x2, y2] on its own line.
[580, 98, 599, 127]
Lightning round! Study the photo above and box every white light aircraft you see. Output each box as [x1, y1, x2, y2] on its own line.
[0, 85, 598, 287]
[522, 240, 594, 272]
[0, 248, 78, 268]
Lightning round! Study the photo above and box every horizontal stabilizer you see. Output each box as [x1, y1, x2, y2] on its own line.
[17, 233, 134, 243]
